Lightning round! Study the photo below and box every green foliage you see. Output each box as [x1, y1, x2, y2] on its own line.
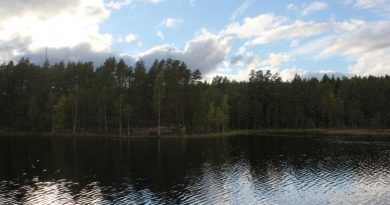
[207, 102, 216, 132]
[1, 58, 390, 135]
[53, 95, 67, 130]
[28, 96, 40, 129]
[152, 73, 165, 113]
[192, 69, 202, 82]
[221, 94, 230, 132]
[153, 72, 165, 135]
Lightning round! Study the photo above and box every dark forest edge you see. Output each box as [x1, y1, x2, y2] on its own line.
[189, 129, 390, 138]
[2, 129, 390, 138]
[1, 57, 390, 137]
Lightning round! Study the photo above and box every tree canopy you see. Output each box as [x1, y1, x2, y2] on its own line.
[1, 57, 390, 135]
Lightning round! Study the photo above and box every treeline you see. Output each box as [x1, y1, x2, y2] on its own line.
[1, 57, 390, 135]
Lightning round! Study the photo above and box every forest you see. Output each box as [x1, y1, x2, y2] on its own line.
[1, 57, 390, 136]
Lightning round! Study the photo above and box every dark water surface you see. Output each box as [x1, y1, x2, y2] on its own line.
[1, 134, 390, 204]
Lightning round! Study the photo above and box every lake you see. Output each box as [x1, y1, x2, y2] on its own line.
[1, 134, 390, 204]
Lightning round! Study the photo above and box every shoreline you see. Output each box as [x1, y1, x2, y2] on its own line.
[188, 129, 390, 138]
[2, 129, 390, 138]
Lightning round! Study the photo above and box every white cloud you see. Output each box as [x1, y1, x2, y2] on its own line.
[348, 49, 390, 75]
[316, 22, 390, 58]
[238, 46, 246, 55]
[209, 52, 293, 82]
[0, 0, 114, 63]
[118, 33, 140, 45]
[302, 1, 328, 15]
[124, 34, 137, 43]
[252, 20, 362, 45]
[0, 0, 79, 17]
[6, 43, 136, 66]
[294, 35, 335, 56]
[294, 20, 390, 76]
[204, 61, 251, 82]
[106, 0, 132, 10]
[223, 14, 363, 47]
[223, 14, 287, 38]
[139, 29, 233, 74]
[265, 53, 292, 72]
[287, 2, 329, 16]
[225, 16, 364, 49]
[344, 0, 387, 9]
[145, 0, 165, 3]
[280, 67, 308, 81]
[217, 14, 377, 81]
[306, 70, 353, 79]
[230, 0, 255, 21]
[141, 8, 387, 80]
[213, 51, 351, 82]
[160, 18, 183, 27]
[156, 30, 165, 40]
[249, 21, 331, 45]
[155, 17, 183, 40]
[1, 0, 388, 82]
[286, 3, 298, 10]
[280, 68, 352, 81]
[313, 21, 390, 75]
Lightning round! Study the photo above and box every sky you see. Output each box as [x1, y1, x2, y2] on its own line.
[0, 0, 389, 81]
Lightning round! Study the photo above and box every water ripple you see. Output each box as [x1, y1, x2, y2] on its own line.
[1, 135, 390, 204]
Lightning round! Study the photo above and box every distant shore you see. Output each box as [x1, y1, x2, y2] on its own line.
[2, 128, 390, 138]
[187, 129, 390, 138]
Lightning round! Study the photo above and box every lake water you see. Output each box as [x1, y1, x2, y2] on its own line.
[1, 134, 390, 204]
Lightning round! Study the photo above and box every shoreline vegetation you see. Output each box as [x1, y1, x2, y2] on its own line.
[2, 129, 390, 138]
[192, 129, 390, 137]
[1, 57, 390, 136]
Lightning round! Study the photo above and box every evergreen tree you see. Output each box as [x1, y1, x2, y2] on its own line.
[1, 57, 389, 135]
[153, 73, 165, 136]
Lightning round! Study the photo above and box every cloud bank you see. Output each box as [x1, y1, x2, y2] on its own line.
[0, 0, 389, 82]
[139, 29, 233, 74]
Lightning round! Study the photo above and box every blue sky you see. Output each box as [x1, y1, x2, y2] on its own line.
[0, 0, 389, 80]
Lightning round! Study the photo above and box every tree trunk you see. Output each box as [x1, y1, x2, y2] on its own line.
[104, 105, 108, 134]
[175, 103, 178, 127]
[158, 109, 161, 136]
[51, 119, 55, 134]
[222, 113, 225, 133]
[73, 87, 78, 136]
[127, 118, 130, 137]
[158, 94, 161, 137]
[119, 100, 122, 136]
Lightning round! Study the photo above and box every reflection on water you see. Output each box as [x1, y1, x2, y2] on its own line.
[1, 135, 390, 204]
